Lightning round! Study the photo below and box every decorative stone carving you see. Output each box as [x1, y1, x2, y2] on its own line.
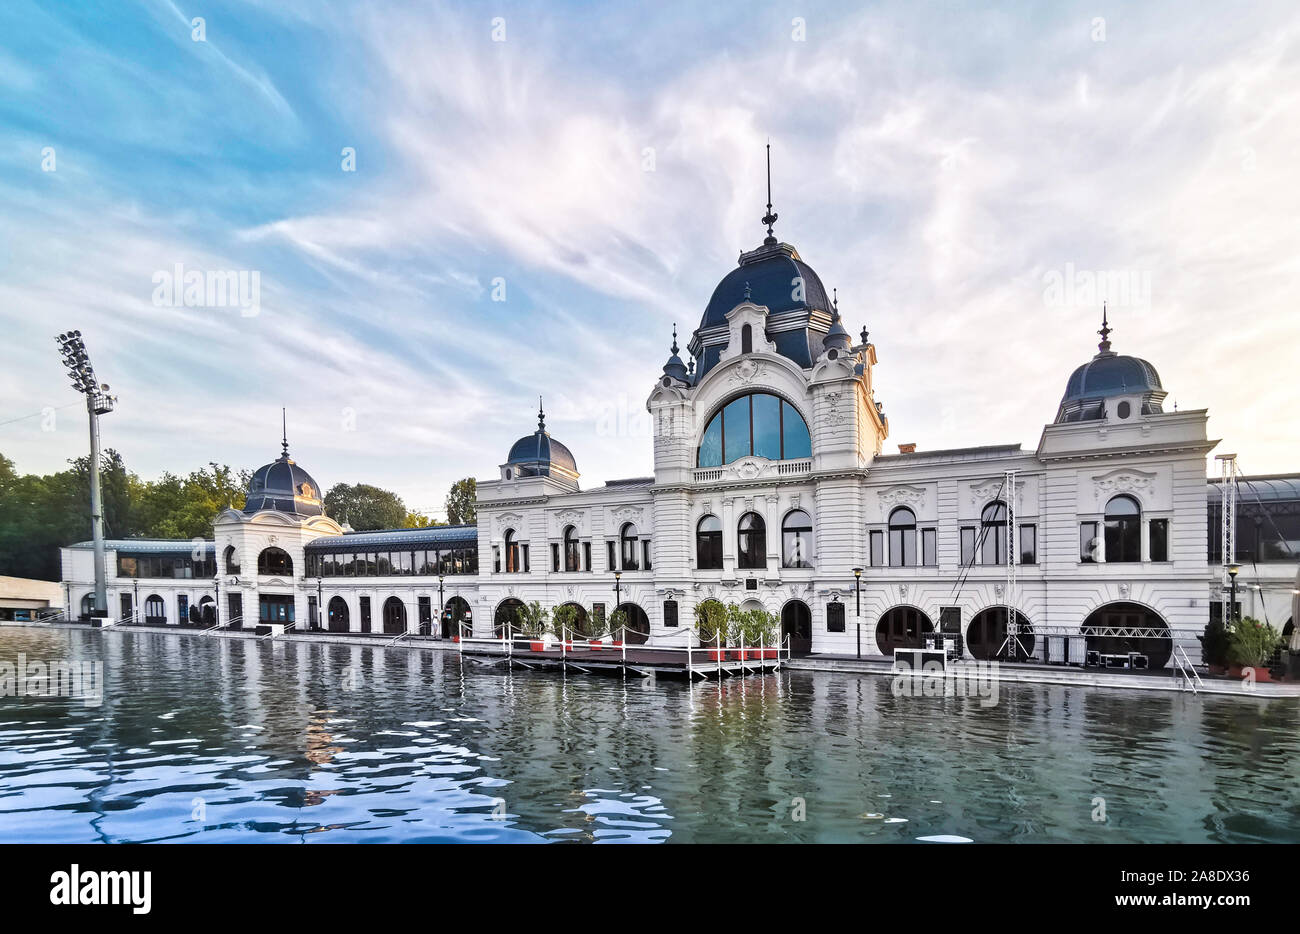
[1092, 469, 1156, 506]
[726, 358, 764, 386]
[611, 505, 644, 525]
[878, 485, 926, 509]
[555, 508, 583, 526]
[824, 391, 845, 425]
[496, 512, 524, 532]
[731, 459, 762, 481]
[1118, 582, 1131, 599]
[898, 583, 908, 600]
[970, 479, 1023, 510]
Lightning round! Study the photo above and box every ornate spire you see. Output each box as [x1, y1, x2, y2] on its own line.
[761, 141, 778, 244]
[1097, 303, 1113, 354]
[538, 396, 546, 432]
[670, 322, 679, 356]
[281, 407, 289, 457]
[743, 280, 751, 301]
[833, 287, 838, 312]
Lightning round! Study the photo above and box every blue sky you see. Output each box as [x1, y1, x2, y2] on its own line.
[2, 0, 1298, 517]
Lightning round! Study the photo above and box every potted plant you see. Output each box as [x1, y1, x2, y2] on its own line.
[754, 608, 780, 659]
[727, 603, 753, 660]
[1199, 617, 1230, 675]
[608, 608, 629, 647]
[516, 600, 551, 652]
[1227, 616, 1282, 682]
[695, 599, 728, 661]
[553, 604, 579, 649]
[585, 611, 608, 649]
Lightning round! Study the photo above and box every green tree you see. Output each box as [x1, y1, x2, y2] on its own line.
[403, 511, 446, 529]
[445, 477, 477, 525]
[324, 482, 407, 530]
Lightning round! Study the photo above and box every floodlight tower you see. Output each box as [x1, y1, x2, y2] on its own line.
[55, 331, 116, 618]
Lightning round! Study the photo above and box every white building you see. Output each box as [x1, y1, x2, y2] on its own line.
[60, 227, 1299, 667]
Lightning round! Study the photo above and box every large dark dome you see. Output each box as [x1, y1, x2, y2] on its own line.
[505, 401, 578, 479]
[1056, 316, 1166, 423]
[243, 448, 324, 517]
[689, 240, 834, 379]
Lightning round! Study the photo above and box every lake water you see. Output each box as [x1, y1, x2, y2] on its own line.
[0, 626, 1296, 843]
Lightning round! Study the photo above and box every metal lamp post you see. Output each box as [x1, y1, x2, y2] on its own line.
[55, 331, 116, 618]
[438, 575, 445, 638]
[213, 575, 220, 628]
[1228, 564, 1240, 624]
[614, 569, 622, 615]
[316, 576, 323, 631]
[852, 567, 863, 658]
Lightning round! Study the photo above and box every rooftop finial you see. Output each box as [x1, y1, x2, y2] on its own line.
[1098, 303, 1113, 353]
[861, 326, 869, 345]
[833, 287, 839, 312]
[281, 407, 289, 457]
[761, 141, 778, 244]
[538, 395, 546, 432]
[743, 280, 751, 301]
[671, 322, 679, 356]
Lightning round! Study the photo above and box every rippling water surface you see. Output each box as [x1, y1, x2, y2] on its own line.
[0, 626, 1297, 843]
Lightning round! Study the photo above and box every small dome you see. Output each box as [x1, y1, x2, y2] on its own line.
[662, 323, 689, 382]
[1056, 312, 1166, 422]
[244, 452, 324, 517]
[505, 400, 578, 479]
[822, 292, 851, 354]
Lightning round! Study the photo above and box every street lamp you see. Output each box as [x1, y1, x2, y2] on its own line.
[613, 569, 622, 615]
[55, 330, 116, 618]
[213, 575, 221, 628]
[438, 574, 445, 638]
[852, 567, 864, 659]
[1228, 564, 1240, 624]
[316, 576, 323, 631]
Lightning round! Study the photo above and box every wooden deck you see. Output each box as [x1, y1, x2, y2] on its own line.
[459, 641, 785, 679]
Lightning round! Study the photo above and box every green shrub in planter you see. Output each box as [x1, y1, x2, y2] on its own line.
[516, 600, 550, 640]
[552, 604, 579, 640]
[1200, 617, 1230, 668]
[607, 608, 630, 642]
[694, 599, 727, 645]
[1227, 616, 1282, 668]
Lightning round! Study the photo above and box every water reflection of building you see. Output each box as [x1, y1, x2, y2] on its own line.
[59, 205, 1298, 667]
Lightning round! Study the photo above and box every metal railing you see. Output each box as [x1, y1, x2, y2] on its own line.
[202, 615, 242, 635]
[1172, 644, 1204, 694]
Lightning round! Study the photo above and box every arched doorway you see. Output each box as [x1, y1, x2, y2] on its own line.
[80, 593, 97, 618]
[382, 596, 407, 635]
[967, 608, 1035, 661]
[1082, 601, 1172, 669]
[875, 605, 934, 655]
[616, 603, 650, 644]
[328, 596, 350, 633]
[782, 600, 813, 655]
[495, 598, 524, 638]
[198, 595, 216, 625]
[442, 596, 471, 638]
[557, 601, 589, 638]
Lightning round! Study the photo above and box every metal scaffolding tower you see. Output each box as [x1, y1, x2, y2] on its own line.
[1215, 453, 1237, 619]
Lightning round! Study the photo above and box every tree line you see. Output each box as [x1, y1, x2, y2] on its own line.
[0, 450, 475, 582]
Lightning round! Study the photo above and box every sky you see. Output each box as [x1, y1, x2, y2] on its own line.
[1, 0, 1298, 518]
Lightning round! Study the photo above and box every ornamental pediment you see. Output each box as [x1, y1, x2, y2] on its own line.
[877, 485, 926, 508]
[1091, 468, 1156, 505]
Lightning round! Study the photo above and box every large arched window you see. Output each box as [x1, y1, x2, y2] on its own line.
[144, 594, 166, 624]
[697, 393, 811, 468]
[782, 510, 814, 568]
[563, 525, 580, 572]
[382, 596, 407, 634]
[1104, 495, 1141, 563]
[737, 512, 767, 569]
[258, 547, 293, 576]
[620, 523, 640, 571]
[223, 545, 240, 575]
[888, 507, 917, 567]
[327, 596, 350, 632]
[696, 515, 723, 569]
[503, 529, 519, 573]
[980, 502, 1007, 566]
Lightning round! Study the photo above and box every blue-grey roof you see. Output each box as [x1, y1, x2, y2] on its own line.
[306, 524, 478, 553]
[692, 241, 832, 378]
[506, 430, 578, 475]
[70, 540, 216, 555]
[1061, 352, 1162, 405]
[1208, 475, 1300, 503]
[244, 453, 324, 517]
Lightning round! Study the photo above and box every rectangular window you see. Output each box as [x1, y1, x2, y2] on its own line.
[359, 596, 371, 633]
[723, 396, 751, 463]
[418, 596, 432, 634]
[1019, 524, 1037, 565]
[826, 602, 846, 633]
[583, 541, 592, 571]
[307, 596, 318, 628]
[889, 527, 916, 567]
[869, 530, 884, 567]
[1080, 521, 1099, 562]
[493, 545, 501, 573]
[751, 393, 782, 460]
[922, 528, 937, 566]
[522, 544, 530, 573]
[551, 542, 560, 572]
[663, 599, 678, 628]
[178, 594, 189, 624]
[1150, 518, 1169, 562]
[118, 556, 138, 577]
[960, 527, 975, 566]
[642, 540, 652, 571]
[606, 541, 616, 570]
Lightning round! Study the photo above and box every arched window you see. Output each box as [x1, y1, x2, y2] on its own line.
[257, 547, 293, 576]
[503, 529, 519, 573]
[144, 594, 166, 624]
[382, 596, 407, 634]
[697, 393, 812, 468]
[327, 596, 350, 632]
[741, 323, 753, 354]
[696, 515, 723, 569]
[563, 525, 581, 572]
[80, 593, 96, 617]
[782, 510, 814, 568]
[737, 512, 767, 569]
[980, 502, 1007, 566]
[620, 523, 640, 571]
[888, 507, 917, 567]
[1104, 495, 1141, 563]
[223, 545, 240, 575]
